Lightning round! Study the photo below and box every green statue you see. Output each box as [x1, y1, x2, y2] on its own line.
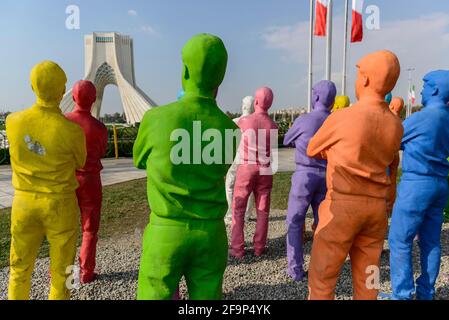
[133, 34, 238, 300]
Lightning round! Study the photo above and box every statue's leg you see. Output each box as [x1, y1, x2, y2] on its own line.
[8, 193, 45, 300]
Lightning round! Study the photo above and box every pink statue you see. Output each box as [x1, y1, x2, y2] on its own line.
[231, 87, 278, 258]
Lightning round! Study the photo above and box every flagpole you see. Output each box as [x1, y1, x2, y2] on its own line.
[307, 0, 314, 112]
[407, 67, 415, 118]
[325, 0, 333, 81]
[342, 0, 349, 95]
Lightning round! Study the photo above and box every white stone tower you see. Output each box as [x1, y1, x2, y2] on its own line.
[60, 32, 157, 124]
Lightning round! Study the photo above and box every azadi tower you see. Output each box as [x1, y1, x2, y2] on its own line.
[60, 32, 157, 125]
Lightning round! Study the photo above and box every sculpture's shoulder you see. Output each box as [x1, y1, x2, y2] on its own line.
[236, 113, 253, 128]
[60, 115, 84, 136]
[220, 112, 239, 130]
[5, 109, 24, 126]
[269, 116, 278, 129]
[89, 115, 107, 131]
[143, 102, 179, 120]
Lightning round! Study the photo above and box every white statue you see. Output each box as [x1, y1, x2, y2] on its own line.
[225, 96, 255, 225]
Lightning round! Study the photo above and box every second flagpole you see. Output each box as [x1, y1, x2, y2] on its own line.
[325, 0, 333, 81]
[307, 0, 314, 113]
[342, 0, 349, 96]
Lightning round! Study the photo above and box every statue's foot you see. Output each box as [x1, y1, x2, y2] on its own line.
[254, 248, 266, 257]
[80, 272, 97, 284]
[230, 250, 245, 259]
[172, 287, 181, 300]
[377, 292, 393, 300]
[286, 269, 307, 282]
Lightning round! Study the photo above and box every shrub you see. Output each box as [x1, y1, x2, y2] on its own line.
[104, 126, 138, 158]
[0, 148, 10, 165]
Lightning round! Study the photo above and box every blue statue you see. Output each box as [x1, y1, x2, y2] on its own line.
[385, 92, 392, 104]
[388, 70, 449, 300]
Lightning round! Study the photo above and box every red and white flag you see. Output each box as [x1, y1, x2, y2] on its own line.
[351, 0, 364, 42]
[314, 0, 329, 37]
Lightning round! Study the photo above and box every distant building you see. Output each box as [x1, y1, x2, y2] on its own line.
[271, 107, 307, 122]
[60, 32, 157, 125]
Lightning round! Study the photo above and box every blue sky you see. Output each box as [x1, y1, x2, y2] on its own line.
[1, 0, 449, 114]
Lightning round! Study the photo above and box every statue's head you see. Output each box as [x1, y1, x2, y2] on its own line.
[389, 97, 404, 117]
[72, 80, 97, 112]
[355, 50, 400, 101]
[421, 70, 449, 106]
[332, 95, 351, 112]
[254, 87, 273, 113]
[181, 34, 228, 98]
[312, 80, 337, 110]
[30, 61, 67, 107]
[241, 96, 254, 116]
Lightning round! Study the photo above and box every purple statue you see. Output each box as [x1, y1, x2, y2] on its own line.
[283, 80, 336, 281]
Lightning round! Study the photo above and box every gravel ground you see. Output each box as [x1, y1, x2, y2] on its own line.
[1, 209, 448, 300]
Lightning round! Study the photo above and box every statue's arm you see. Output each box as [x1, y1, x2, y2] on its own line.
[307, 114, 338, 160]
[74, 127, 87, 170]
[133, 111, 153, 170]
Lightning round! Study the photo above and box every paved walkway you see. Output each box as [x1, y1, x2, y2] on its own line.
[0, 149, 296, 209]
[0, 159, 147, 209]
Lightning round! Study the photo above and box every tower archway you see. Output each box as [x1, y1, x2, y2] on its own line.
[60, 32, 157, 125]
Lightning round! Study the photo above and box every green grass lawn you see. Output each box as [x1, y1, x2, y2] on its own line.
[0, 179, 151, 268]
[271, 172, 291, 210]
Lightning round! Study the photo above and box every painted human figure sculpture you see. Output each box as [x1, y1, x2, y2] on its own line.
[225, 95, 255, 225]
[331, 95, 350, 112]
[231, 87, 278, 258]
[445, 184, 449, 221]
[388, 70, 449, 300]
[306, 50, 403, 300]
[385, 92, 393, 104]
[133, 34, 238, 299]
[65, 80, 108, 284]
[389, 96, 404, 117]
[386, 97, 405, 214]
[6, 61, 86, 300]
[283, 80, 336, 281]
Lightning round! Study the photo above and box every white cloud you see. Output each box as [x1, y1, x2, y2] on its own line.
[262, 21, 310, 65]
[262, 13, 449, 104]
[141, 25, 157, 36]
[127, 10, 158, 36]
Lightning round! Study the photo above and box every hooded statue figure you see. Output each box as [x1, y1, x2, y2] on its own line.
[225, 96, 255, 225]
[388, 70, 449, 300]
[306, 50, 403, 300]
[331, 95, 350, 112]
[6, 61, 86, 300]
[65, 80, 108, 284]
[230, 87, 278, 258]
[283, 80, 336, 281]
[133, 34, 238, 300]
